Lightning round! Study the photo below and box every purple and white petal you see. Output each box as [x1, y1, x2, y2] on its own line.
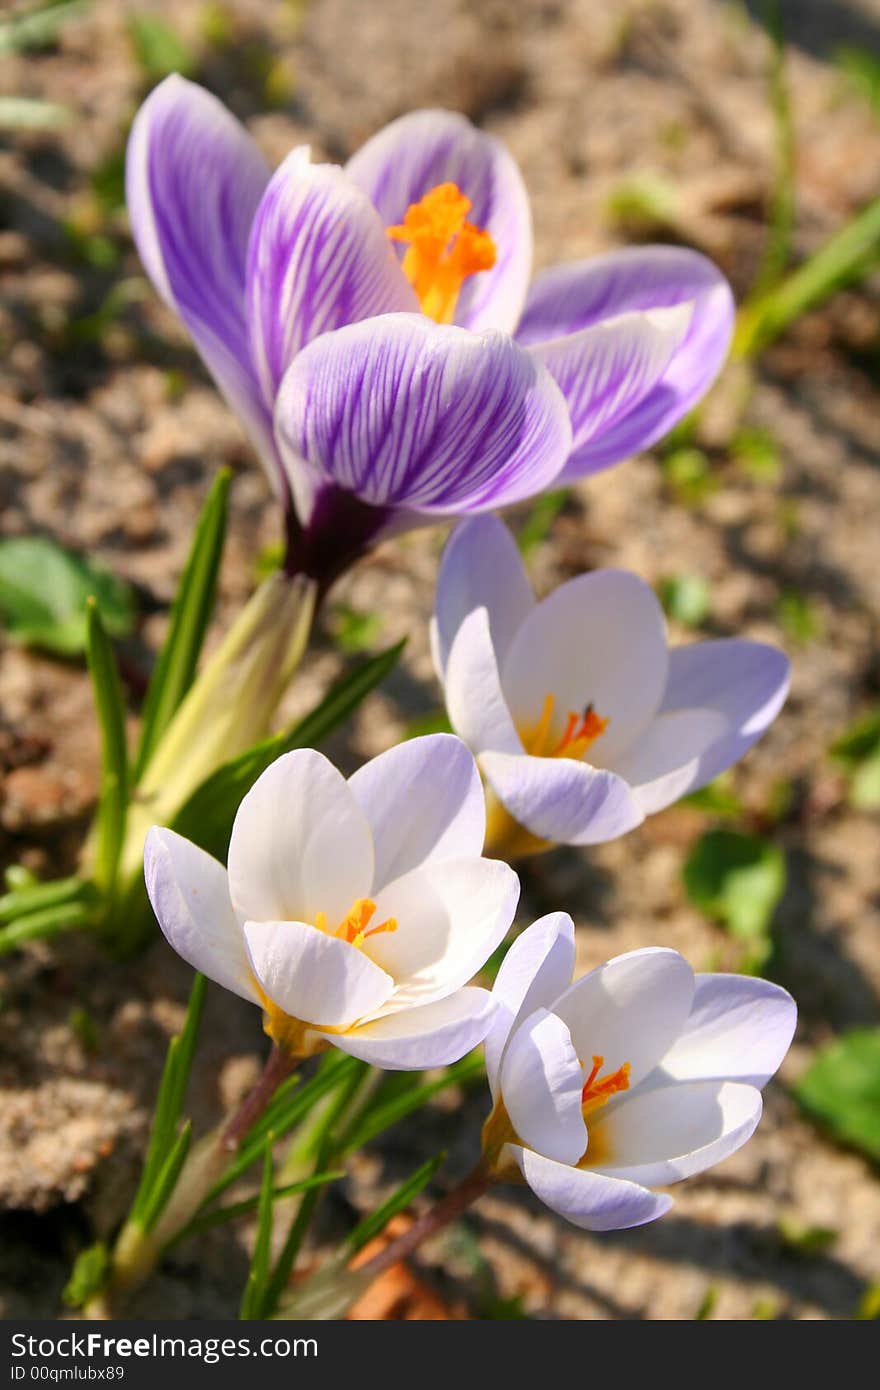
[500, 570, 669, 764]
[445, 607, 522, 758]
[552, 948, 695, 1090]
[227, 750, 374, 927]
[611, 707, 730, 815]
[507, 1145, 672, 1231]
[500, 1008, 587, 1165]
[126, 76, 276, 475]
[480, 751, 642, 846]
[274, 314, 571, 518]
[364, 856, 519, 1012]
[516, 246, 735, 475]
[659, 639, 790, 789]
[653, 974, 797, 1089]
[432, 515, 535, 679]
[590, 1080, 762, 1187]
[243, 920, 393, 1029]
[485, 912, 576, 1097]
[332, 987, 496, 1069]
[246, 152, 417, 408]
[530, 305, 691, 483]
[345, 109, 532, 334]
[348, 734, 485, 892]
[144, 827, 258, 1004]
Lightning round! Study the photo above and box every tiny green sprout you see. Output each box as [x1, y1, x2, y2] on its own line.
[776, 1215, 838, 1257]
[658, 573, 711, 628]
[330, 603, 382, 654]
[694, 1284, 719, 1320]
[776, 589, 823, 645]
[731, 426, 781, 482]
[662, 448, 716, 505]
[70, 1006, 101, 1054]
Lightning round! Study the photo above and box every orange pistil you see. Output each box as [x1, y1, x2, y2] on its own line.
[315, 897, 398, 950]
[522, 693, 610, 761]
[580, 1054, 631, 1119]
[387, 182, 496, 323]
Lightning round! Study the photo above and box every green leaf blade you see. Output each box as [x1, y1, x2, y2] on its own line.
[86, 600, 129, 897]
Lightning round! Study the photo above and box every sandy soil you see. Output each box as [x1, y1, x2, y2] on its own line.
[1, 0, 879, 1319]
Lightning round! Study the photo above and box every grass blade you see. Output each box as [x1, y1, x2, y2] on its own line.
[133, 470, 231, 781]
[0, 901, 94, 954]
[240, 1147, 277, 1320]
[85, 599, 128, 897]
[140, 1121, 192, 1234]
[0, 875, 93, 924]
[173, 1171, 345, 1247]
[337, 1052, 485, 1157]
[346, 1154, 446, 1256]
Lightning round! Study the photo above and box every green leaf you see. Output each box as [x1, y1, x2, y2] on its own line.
[403, 709, 453, 740]
[0, 901, 94, 955]
[133, 470, 231, 781]
[240, 1147, 276, 1320]
[836, 46, 880, 120]
[794, 1029, 880, 1161]
[661, 448, 716, 505]
[776, 1215, 838, 1256]
[850, 753, 880, 810]
[62, 1242, 110, 1310]
[0, 874, 93, 924]
[86, 601, 129, 897]
[337, 1052, 484, 1157]
[517, 488, 570, 556]
[830, 708, 880, 767]
[683, 829, 786, 940]
[658, 574, 711, 627]
[681, 777, 743, 819]
[173, 1170, 345, 1247]
[777, 589, 823, 645]
[856, 1284, 880, 1319]
[130, 974, 206, 1227]
[0, 536, 134, 656]
[172, 641, 405, 863]
[731, 426, 782, 483]
[140, 1120, 192, 1233]
[128, 13, 196, 79]
[347, 1154, 446, 1256]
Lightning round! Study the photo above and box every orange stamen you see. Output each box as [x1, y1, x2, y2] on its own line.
[581, 1054, 631, 1118]
[321, 897, 398, 949]
[521, 693, 609, 761]
[387, 181, 496, 323]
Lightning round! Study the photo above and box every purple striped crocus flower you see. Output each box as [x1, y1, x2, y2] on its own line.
[128, 78, 735, 583]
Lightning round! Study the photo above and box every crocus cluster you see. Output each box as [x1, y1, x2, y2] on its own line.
[129, 77, 733, 582]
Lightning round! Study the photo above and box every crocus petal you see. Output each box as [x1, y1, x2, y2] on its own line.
[330, 987, 496, 1070]
[480, 750, 642, 846]
[243, 919, 393, 1029]
[126, 76, 276, 475]
[274, 314, 571, 521]
[227, 750, 374, 927]
[484, 912, 576, 1098]
[659, 639, 790, 789]
[245, 152, 417, 408]
[530, 305, 692, 483]
[500, 569, 669, 765]
[364, 857, 520, 1012]
[144, 827, 258, 1004]
[345, 109, 532, 334]
[506, 1145, 672, 1232]
[552, 948, 695, 1089]
[653, 974, 797, 1089]
[516, 246, 734, 474]
[445, 607, 522, 757]
[611, 707, 730, 815]
[500, 1009, 587, 1165]
[347, 733, 485, 892]
[431, 515, 535, 679]
[591, 1080, 762, 1187]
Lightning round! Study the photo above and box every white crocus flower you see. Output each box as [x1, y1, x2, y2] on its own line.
[432, 515, 790, 854]
[144, 735, 519, 1069]
[481, 913, 796, 1230]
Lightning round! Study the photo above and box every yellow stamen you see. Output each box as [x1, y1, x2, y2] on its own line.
[580, 1054, 631, 1119]
[315, 897, 398, 948]
[387, 181, 496, 323]
[520, 693, 609, 761]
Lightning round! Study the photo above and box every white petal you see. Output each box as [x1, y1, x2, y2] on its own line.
[592, 1080, 762, 1186]
[500, 569, 669, 764]
[444, 606, 522, 757]
[480, 749, 642, 845]
[506, 1145, 672, 1231]
[485, 912, 576, 1098]
[329, 987, 496, 1070]
[227, 750, 374, 926]
[653, 974, 797, 1089]
[144, 827, 257, 1004]
[363, 857, 520, 1013]
[432, 515, 535, 678]
[553, 948, 695, 1089]
[243, 919, 393, 1029]
[612, 707, 730, 814]
[347, 734, 484, 892]
[500, 1009, 587, 1165]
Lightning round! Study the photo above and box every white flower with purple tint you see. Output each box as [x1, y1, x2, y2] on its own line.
[481, 913, 796, 1231]
[432, 515, 790, 852]
[127, 79, 734, 580]
[144, 736, 519, 1069]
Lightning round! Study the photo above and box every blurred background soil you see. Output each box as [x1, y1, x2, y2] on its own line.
[1, 0, 879, 1319]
